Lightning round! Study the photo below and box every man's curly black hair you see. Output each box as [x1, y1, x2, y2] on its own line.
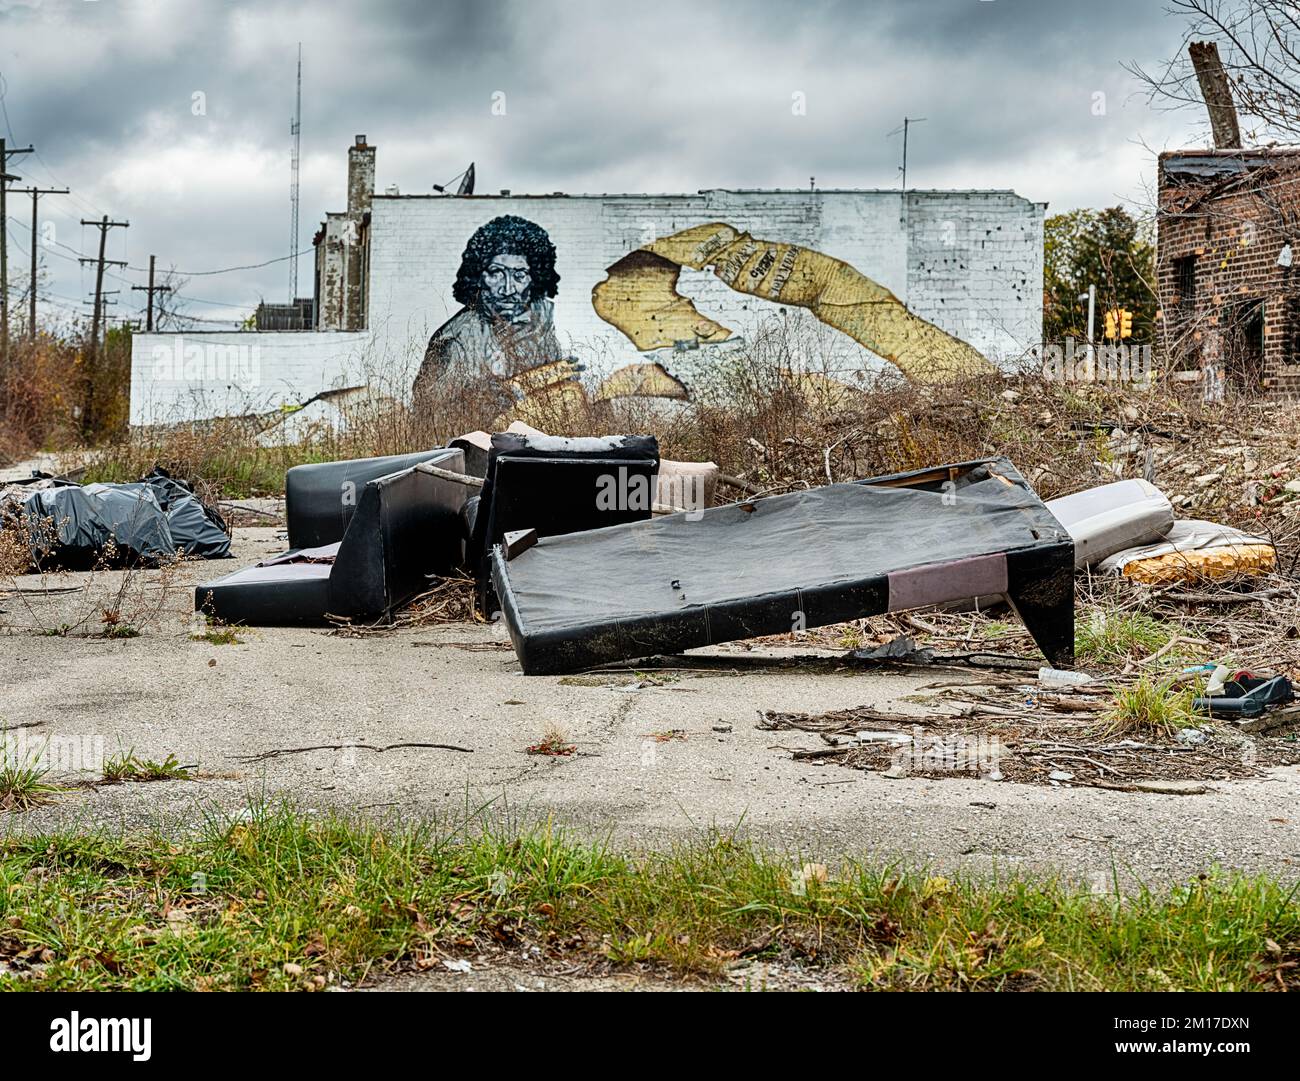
[452, 215, 560, 308]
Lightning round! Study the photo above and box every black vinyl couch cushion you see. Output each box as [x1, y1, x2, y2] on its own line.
[467, 432, 660, 585]
[196, 451, 469, 626]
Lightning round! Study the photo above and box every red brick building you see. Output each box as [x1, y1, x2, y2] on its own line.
[1158, 148, 1300, 394]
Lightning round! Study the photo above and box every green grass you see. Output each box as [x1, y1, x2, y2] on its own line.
[191, 625, 244, 646]
[0, 739, 62, 811]
[1101, 676, 1203, 738]
[82, 443, 341, 500]
[0, 805, 1296, 991]
[1075, 610, 1179, 666]
[100, 751, 191, 784]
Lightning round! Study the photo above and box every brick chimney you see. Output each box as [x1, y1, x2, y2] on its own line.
[347, 134, 376, 218]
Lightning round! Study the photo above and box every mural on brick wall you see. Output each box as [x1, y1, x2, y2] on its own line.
[413, 215, 566, 393]
[412, 215, 992, 426]
[593, 222, 992, 382]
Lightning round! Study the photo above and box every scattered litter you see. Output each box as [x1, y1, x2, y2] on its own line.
[1046, 477, 1173, 569]
[1194, 672, 1295, 719]
[1038, 666, 1093, 688]
[759, 688, 1299, 789]
[852, 730, 915, 745]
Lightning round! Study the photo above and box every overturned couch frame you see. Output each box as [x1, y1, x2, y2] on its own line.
[195, 448, 468, 626]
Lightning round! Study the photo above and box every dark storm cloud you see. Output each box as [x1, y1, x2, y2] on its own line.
[0, 0, 1202, 327]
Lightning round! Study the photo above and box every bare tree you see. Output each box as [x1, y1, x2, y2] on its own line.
[152, 269, 190, 331]
[1128, 1, 1300, 142]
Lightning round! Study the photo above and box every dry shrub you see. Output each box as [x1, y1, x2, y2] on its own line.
[0, 336, 83, 463]
[1, 328, 133, 465]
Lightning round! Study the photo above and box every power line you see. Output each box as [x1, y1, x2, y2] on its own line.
[162, 247, 316, 277]
[1, 136, 33, 375]
[132, 254, 171, 331]
[14, 184, 67, 340]
[51, 234, 313, 278]
[79, 215, 128, 435]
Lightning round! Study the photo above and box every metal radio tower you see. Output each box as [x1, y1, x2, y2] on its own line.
[289, 43, 302, 300]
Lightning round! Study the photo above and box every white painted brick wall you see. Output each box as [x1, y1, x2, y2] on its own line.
[130, 331, 370, 425]
[130, 188, 1044, 423]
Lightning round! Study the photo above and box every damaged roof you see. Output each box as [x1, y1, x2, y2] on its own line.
[1160, 147, 1300, 180]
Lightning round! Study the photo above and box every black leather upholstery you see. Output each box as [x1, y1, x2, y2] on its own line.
[196, 450, 469, 626]
[285, 448, 462, 549]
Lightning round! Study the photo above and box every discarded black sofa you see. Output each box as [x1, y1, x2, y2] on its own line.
[194, 448, 467, 626]
[464, 431, 660, 607]
[491, 457, 1075, 674]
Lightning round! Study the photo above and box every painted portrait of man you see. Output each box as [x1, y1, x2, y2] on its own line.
[413, 215, 563, 403]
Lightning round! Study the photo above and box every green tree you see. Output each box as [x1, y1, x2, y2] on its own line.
[1043, 207, 1156, 344]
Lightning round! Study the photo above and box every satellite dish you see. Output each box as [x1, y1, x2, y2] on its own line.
[434, 162, 476, 195]
[457, 162, 475, 196]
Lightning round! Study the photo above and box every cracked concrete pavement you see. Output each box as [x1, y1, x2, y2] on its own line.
[4, 526, 1300, 889]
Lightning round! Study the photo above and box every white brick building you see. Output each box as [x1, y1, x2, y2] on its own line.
[130, 148, 1046, 425]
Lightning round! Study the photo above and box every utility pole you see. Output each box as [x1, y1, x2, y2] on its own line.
[131, 254, 171, 332]
[79, 215, 129, 436]
[15, 185, 68, 340]
[1, 138, 34, 375]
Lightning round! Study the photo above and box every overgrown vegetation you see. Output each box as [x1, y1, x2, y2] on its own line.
[1074, 609, 1178, 666]
[0, 329, 131, 463]
[0, 806, 1296, 991]
[1100, 675, 1204, 739]
[50, 317, 1288, 520]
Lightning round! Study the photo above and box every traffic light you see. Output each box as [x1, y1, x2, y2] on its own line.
[1103, 308, 1134, 340]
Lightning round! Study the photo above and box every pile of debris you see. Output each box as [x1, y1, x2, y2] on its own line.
[759, 674, 1299, 792]
[175, 416, 1292, 679]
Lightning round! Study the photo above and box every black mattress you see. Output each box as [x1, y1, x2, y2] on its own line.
[491, 457, 1074, 674]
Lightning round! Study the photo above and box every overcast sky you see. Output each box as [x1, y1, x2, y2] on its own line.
[0, 0, 1210, 329]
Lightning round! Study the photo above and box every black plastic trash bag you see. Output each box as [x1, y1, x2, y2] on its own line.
[1, 468, 230, 568]
[138, 469, 231, 560]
